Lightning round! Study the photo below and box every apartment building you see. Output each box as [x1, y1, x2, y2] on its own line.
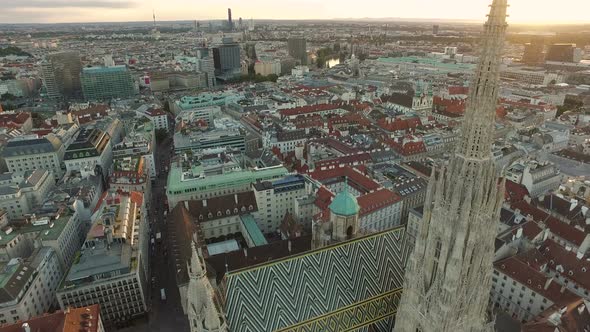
[56, 191, 149, 326]
[64, 128, 113, 175]
[253, 175, 308, 233]
[0, 248, 63, 325]
[2, 136, 65, 182]
[0, 170, 55, 220]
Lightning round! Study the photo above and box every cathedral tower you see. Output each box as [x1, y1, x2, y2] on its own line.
[393, 0, 508, 331]
[187, 242, 228, 332]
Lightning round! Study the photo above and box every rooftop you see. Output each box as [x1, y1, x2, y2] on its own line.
[240, 214, 268, 247]
[329, 186, 360, 217]
[82, 65, 128, 74]
[2, 136, 62, 158]
[63, 240, 133, 288]
[167, 163, 289, 195]
[0, 304, 101, 332]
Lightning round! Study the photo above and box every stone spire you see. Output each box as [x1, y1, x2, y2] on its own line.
[187, 241, 208, 332]
[203, 301, 221, 331]
[189, 241, 206, 279]
[187, 241, 228, 332]
[393, 1, 508, 332]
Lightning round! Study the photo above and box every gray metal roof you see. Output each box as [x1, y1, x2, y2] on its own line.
[2, 137, 62, 158]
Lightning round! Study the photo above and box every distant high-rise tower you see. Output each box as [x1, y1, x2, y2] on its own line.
[153, 9, 156, 29]
[196, 47, 216, 88]
[212, 38, 241, 78]
[245, 42, 257, 60]
[227, 8, 233, 31]
[239, 17, 243, 30]
[40, 51, 83, 99]
[522, 37, 545, 65]
[287, 37, 307, 65]
[393, 0, 508, 331]
[546, 43, 578, 63]
[433, 24, 440, 35]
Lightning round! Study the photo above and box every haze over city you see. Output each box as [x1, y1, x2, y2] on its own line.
[2, 0, 590, 24]
[1, 0, 590, 332]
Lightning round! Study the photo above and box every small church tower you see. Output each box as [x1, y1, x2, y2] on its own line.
[312, 181, 360, 249]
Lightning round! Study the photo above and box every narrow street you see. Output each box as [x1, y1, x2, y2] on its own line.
[118, 133, 189, 332]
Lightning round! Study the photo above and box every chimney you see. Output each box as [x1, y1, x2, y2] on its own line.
[22, 323, 31, 332]
[184, 201, 189, 210]
[288, 240, 292, 253]
[544, 278, 552, 290]
[243, 248, 248, 258]
[202, 199, 207, 207]
[234, 194, 238, 205]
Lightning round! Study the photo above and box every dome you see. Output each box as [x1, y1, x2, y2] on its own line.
[329, 189, 359, 217]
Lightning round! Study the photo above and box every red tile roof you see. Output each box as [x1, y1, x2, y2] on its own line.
[377, 116, 422, 133]
[279, 103, 346, 117]
[292, 115, 324, 129]
[314, 186, 334, 211]
[511, 201, 587, 246]
[314, 152, 372, 169]
[0, 112, 31, 129]
[495, 255, 579, 307]
[308, 166, 380, 193]
[357, 189, 401, 215]
[433, 96, 467, 114]
[510, 220, 544, 241]
[447, 86, 469, 95]
[73, 105, 109, 124]
[523, 298, 590, 332]
[130, 191, 143, 206]
[0, 304, 101, 332]
[310, 138, 359, 155]
[504, 180, 530, 202]
[540, 239, 590, 291]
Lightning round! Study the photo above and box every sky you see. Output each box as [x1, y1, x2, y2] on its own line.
[1, 0, 589, 24]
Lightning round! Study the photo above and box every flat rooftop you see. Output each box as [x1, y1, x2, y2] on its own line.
[64, 241, 133, 287]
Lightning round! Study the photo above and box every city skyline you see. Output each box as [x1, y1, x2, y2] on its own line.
[2, 0, 590, 24]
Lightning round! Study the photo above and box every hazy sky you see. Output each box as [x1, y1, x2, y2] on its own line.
[1, 0, 589, 24]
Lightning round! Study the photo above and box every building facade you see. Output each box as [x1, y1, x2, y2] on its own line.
[166, 162, 289, 209]
[287, 38, 307, 65]
[0, 248, 63, 325]
[56, 192, 149, 326]
[2, 136, 65, 182]
[212, 38, 241, 77]
[41, 51, 83, 99]
[64, 128, 113, 175]
[81, 65, 136, 101]
[0, 170, 55, 219]
[253, 175, 307, 233]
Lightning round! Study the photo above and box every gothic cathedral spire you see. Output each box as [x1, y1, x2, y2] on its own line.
[393, 1, 508, 331]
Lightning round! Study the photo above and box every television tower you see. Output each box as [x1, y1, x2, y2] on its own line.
[227, 8, 233, 31]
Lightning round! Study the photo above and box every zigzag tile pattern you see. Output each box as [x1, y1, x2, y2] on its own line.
[224, 227, 409, 332]
[275, 287, 403, 332]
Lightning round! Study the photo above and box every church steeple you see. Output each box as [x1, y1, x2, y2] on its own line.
[394, 1, 508, 331]
[457, 0, 508, 160]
